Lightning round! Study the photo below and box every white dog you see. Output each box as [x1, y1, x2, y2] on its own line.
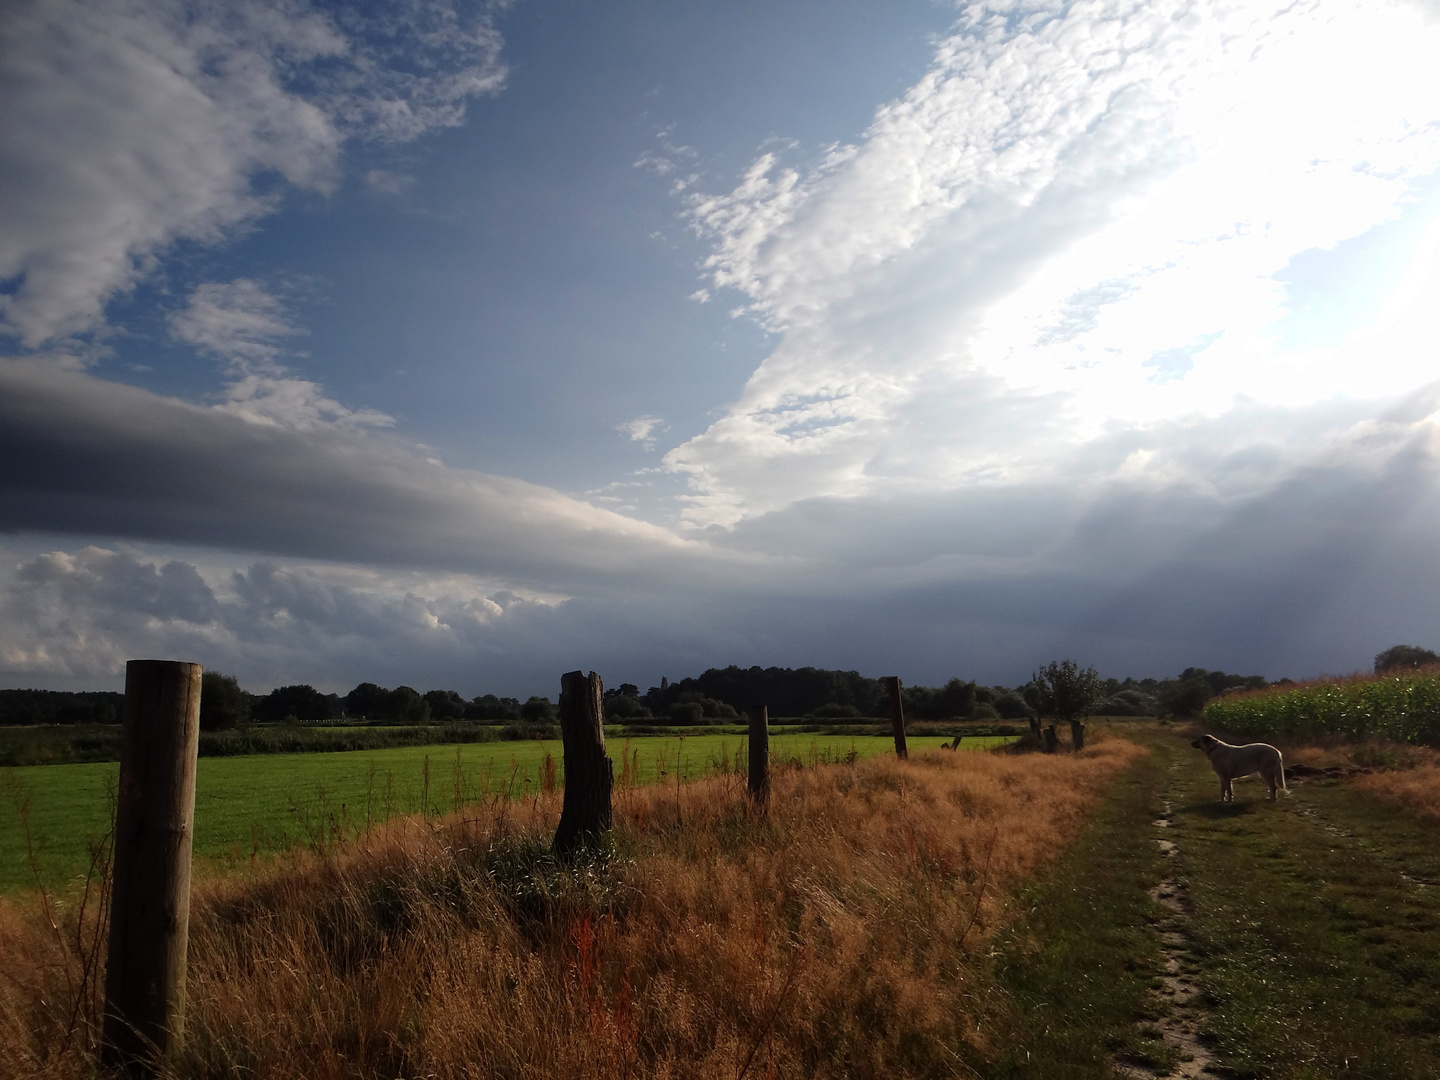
[1191, 734, 1288, 802]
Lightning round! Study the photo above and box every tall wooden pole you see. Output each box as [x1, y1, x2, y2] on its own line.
[553, 671, 614, 856]
[884, 676, 908, 760]
[747, 705, 770, 806]
[103, 659, 202, 1073]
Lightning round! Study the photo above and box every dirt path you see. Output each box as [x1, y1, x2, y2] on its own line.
[1115, 784, 1224, 1079]
[1113, 727, 1440, 1079]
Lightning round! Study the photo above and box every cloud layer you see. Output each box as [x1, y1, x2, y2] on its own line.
[0, 0, 505, 348]
[672, 0, 1440, 527]
[0, 361, 723, 596]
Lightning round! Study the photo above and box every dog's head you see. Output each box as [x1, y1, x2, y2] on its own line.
[1191, 734, 1218, 753]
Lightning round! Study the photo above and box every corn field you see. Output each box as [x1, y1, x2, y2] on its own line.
[1202, 668, 1440, 744]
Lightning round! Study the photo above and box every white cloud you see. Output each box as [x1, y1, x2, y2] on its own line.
[617, 415, 669, 451]
[671, 0, 1440, 527]
[170, 279, 305, 372]
[0, 0, 506, 348]
[365, 168, 419, 196]
[169, 278, 395, 430]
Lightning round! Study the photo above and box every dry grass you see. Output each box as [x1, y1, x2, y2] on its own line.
[1, 738, 1143, 1080]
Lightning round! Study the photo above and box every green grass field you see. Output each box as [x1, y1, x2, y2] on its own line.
[0, 733, 1008, 893]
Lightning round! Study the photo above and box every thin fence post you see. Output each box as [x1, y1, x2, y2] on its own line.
[747, 705, 770, 806]
[553, 670, 613, 856]
[103, 659, 202, 1073]
[1070, 719, 1086, 752]
[884, 676, 908, 760]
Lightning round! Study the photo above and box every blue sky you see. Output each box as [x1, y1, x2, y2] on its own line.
[3, 0, 1440, 697]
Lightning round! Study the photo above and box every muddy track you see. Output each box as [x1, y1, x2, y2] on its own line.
[1115, 786, 1225, 1079]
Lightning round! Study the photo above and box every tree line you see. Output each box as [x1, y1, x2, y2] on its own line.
[4, 644, 1431, 730]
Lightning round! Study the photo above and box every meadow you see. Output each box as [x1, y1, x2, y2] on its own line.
[0, 733, 1008, 893]
[2, 734, 1138, 1079]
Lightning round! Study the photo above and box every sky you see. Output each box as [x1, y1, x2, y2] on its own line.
[3, 0, 1440, 698]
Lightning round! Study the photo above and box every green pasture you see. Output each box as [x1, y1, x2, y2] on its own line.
[0, 733, 1008, 893]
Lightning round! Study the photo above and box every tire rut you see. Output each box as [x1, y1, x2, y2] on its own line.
[1115, 796, 1226, 1079]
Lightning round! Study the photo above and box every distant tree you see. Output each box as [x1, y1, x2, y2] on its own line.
[466, 694, 520, 721]
[520, 696, 555, 723]
[423, 689, 467, 721]
[199, 672, 250, 731]
[1162, 674, 1213, 718]
[1374, 644, 1440, 674]
[933, 678, 977, 719]
[1031, 661, 1102, 723]
[1031, 660, 1103, 748]
[345, 682, 390, 721]
[255, 684, 334, 724]
[389, 686, 430, 724]
[604, 693, 649, 720]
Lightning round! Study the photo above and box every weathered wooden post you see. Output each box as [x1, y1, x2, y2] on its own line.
[553, 670, 614, 856]
[747, 705, 770, 806]
[883, 676, 908, 760]
[1070, 719, 1086, 752]
[949, 734, 963, 751]
[1043, 724, 1059, 754]
[103, 659, 202, 1073]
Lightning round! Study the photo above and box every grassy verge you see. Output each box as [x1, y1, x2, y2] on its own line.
[985, 726, 1172, 1077]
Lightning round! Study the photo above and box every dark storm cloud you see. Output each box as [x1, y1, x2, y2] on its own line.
[0, 361, 731, 594]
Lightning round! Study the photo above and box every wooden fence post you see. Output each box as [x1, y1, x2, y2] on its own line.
[553, 670, 614, 856]
[103, 659, 202, 1073]
[747, 705, 770, 806]
[1070, 720, 1086, 752]
[1043, 724, 1059, 754]
[884, 676, 908, 760]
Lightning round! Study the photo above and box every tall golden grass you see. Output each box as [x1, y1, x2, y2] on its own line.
[1, 738, 1142, 1079]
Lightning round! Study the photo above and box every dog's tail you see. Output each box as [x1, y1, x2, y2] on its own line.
[1278, 751, 1291, 795]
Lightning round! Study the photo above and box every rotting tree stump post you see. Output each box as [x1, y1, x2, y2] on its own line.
[103, 659, 202, 1074]
[747, 705, 770, 806]
[884, 676, 908, 760]
[1070, 719, 1086, 752]
[553, 670, 614, 856]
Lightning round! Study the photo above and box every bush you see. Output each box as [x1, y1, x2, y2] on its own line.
[669, 702, 705, 725]
[969, 703, 1000, 721]
[1375, 644, 1440, 674]
[812, 703, 860, 719]
[992, 691, 1034, 721]
[1095, 690, 1157, 717]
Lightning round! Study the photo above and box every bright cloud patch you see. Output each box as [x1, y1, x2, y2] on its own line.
[672, 0, 1440, 526]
